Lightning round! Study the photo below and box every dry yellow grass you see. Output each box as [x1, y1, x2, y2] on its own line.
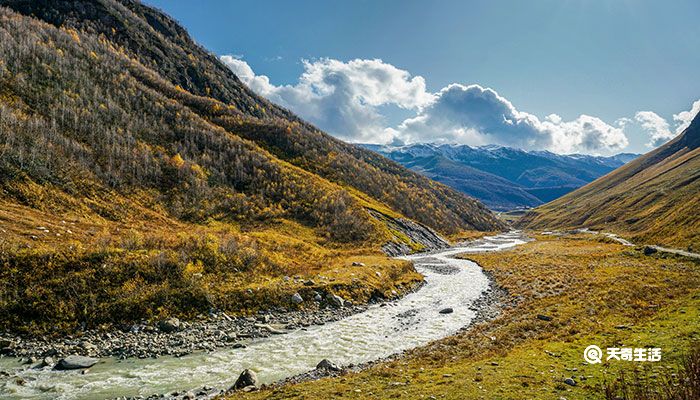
[0, 200, 422, 334]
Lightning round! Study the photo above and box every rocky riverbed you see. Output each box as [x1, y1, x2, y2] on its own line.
[0, 287, 427, 362]
[268, 268, 510, 389]
[105, 269, 511, 400]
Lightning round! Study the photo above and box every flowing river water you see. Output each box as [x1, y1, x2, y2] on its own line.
[0, 231, 527, 399]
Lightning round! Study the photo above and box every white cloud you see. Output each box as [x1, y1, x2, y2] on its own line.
[220, 55, 277, 96]
[673, 99, 700, 134]
[220, 56, 432, 142]
[395, 84, 628, 154]
[221, 55, 700, 155]
[634, 111, 674, 147]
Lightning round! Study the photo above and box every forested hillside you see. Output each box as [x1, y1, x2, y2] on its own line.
[0, 1, 503, 333]
[2, 0, 499, 234]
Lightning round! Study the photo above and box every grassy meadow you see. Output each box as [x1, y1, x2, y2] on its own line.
[234, 235, 700, 399]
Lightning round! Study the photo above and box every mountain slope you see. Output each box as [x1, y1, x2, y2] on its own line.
[3, 0, 500, 235]
[0, 2, 502, 333]
[380, 152, 542, 210]
[365, 143, 638, 210]
[520, 113, 700, 249]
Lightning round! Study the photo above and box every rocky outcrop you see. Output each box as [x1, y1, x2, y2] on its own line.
[369, 210, 450, 256]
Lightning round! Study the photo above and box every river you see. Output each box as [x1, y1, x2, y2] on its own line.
[0, 231, 527, 399]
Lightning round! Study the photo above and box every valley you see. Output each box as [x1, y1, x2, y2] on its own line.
[234, 232, 700, 400]
[0, 1, 697, 399]
[0, 233, 527, 399]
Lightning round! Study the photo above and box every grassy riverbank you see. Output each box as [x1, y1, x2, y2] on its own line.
[0, 202, 424, 335]
[235, 234, 700, 399]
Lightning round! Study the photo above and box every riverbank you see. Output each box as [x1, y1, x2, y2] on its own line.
[0, 234, 500, 362]
[108, 276, 506, 400]
[232, 234, 700, 399]
[0, 233, 525, 399]
[0, 279, 427, 361]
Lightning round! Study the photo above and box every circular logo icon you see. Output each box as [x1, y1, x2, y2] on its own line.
[584, 345, 603, 364]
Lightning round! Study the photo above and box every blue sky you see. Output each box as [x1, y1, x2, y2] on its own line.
[145, 0, 700, 155]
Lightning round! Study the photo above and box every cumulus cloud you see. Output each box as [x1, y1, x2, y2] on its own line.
[220, 56, 432, 142]
[673, 99, 700, 134]
[634, 111, 674, 147]
[395, 84, 628, 154]
[221, 55, 700, 154]
[220, 55, 277, 96]
[625, 100, 700, 148]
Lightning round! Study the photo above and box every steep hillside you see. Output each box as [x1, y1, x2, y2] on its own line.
[3, 0, 500, 235]
[365, 143, 637, 210]
[0, 2, 502, 333]
[520, 113, 700, 250]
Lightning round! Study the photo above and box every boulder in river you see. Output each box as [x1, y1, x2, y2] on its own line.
[33, 357, 54, 369]
[54, 355, 99, 370]
[439, 307, 454, 314]
[231, 369, 258, 390]
[316, 359, 341, 371]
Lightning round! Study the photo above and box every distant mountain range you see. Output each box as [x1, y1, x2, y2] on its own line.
[363, 143, 639, 210]
[521, 112, 700, 250]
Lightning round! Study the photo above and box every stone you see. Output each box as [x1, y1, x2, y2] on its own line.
[313, 293, 323, 302]
[303, 280, 315, 286]
[351, 262, 366, 267]
[643, 246, 657, 256]
[158, 317, 182, 333]
[291, 292, 304, 304]
[54, 355, 99, 370]
[231, 369, 259, 390]
[439, 307, 453, 314]
[563, 377, 577, 386]
[536, 314, 553, 321]
[316, 359, 341, 371]
[327, 294, 345, 308]
[33, 357, 54, 369]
